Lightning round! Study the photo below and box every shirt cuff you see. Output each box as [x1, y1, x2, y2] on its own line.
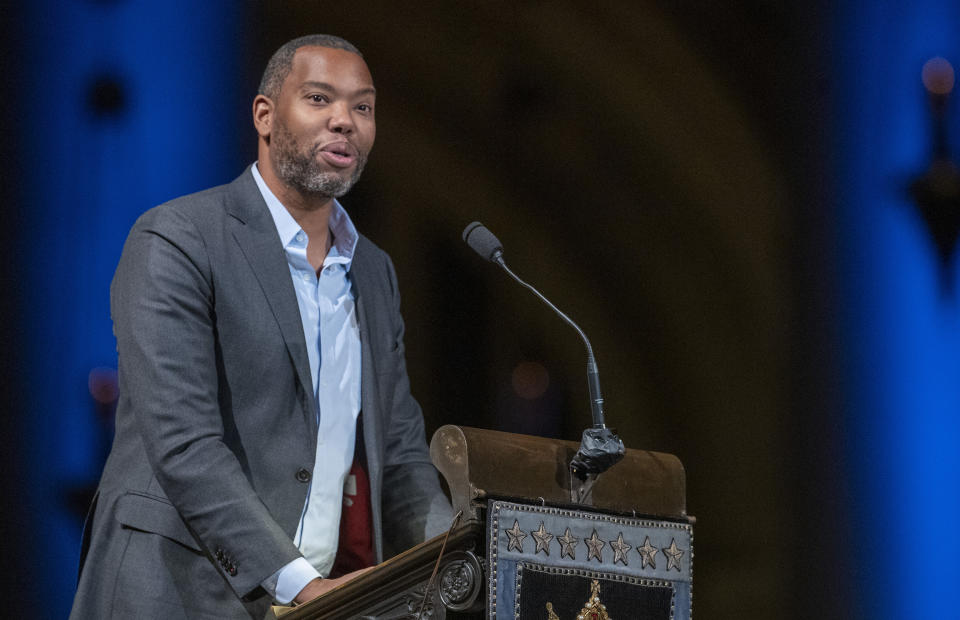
[262, 557, 322, 605]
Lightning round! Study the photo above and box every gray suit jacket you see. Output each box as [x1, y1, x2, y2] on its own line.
[70, 168, 452, 619]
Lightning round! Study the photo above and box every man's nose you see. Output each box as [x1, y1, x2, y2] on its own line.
[328, 102, 354, 134]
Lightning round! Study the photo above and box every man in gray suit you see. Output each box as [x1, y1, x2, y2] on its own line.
[70, 35, 452, 619]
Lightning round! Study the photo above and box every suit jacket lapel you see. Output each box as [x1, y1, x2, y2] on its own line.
[224, 168, 318, 434]
[350, 240, 385, 561]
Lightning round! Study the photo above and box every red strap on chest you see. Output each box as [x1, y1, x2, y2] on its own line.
[329, 458, 375, 577]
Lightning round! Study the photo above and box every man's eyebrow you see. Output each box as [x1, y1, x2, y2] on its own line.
[298, 81, 376, 97]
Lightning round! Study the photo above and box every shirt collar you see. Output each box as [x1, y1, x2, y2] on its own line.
[251, 163, 359, 268]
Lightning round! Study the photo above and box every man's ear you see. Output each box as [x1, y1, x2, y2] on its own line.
[252, 94, 273, 140]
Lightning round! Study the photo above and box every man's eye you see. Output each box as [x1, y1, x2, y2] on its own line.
[309, 94, 327, 103]
[357, 104, 372, 112]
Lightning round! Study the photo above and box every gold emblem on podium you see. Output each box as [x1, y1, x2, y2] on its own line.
[546, 602, 560, 620]
[545, 579, 611, 620]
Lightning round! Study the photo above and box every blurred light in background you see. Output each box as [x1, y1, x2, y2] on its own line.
[512, 360, 550, 400]
[921, 57, 955, 95]
[87, 367, 118, 407]
[837, 2, 960, 617]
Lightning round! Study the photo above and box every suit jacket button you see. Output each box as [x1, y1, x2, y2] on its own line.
[296, 468, 312, 483]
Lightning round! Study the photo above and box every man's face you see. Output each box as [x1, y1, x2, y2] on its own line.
[268, 46, 376, 198]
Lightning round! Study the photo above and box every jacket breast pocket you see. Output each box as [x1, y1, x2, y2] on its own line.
[115, 490, 203, 553]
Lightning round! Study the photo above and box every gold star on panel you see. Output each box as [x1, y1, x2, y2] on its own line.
[504, 520, 527, 553]
[662, 538, 684, 572]
[531, 521, 554, 555]
[557, 527, 579, 560]
[609, 532, 631, 566]
[585, 529, 605, 562]
[637, 536, 658, 569]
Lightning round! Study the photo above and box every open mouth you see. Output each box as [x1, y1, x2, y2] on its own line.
[319, 142, 357, 168]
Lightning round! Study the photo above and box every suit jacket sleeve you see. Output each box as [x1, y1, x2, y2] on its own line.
[111, 205, 301, 599]
[377, 253, 454, 555]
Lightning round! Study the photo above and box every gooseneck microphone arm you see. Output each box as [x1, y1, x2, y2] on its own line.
[493, 257, 607, 429]
[462, 221, 624, 482]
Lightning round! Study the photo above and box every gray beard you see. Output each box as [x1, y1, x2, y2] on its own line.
[272, 122, 367, 198]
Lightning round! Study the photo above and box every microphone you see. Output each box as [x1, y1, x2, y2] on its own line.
[462, 222, 625, 482]
[462, 221, 503, 263]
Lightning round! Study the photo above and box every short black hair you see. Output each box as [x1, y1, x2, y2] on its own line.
[258, 34, 363, 100]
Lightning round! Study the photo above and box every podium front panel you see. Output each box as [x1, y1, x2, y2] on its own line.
[487, 500, 693, 619]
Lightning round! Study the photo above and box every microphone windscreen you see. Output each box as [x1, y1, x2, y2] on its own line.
[462, 222, 503, 262]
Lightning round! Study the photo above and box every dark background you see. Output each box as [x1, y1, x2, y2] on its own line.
[3, 2, 959, 618]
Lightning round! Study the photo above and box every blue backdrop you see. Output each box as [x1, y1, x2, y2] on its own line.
[837, 1, 960, 617]
[17, 3, 245, 617]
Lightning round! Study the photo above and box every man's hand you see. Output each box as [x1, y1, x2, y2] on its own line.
[293, 567, 375, 605]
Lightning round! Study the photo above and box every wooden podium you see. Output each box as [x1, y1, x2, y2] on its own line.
[269, 425, 692, 619]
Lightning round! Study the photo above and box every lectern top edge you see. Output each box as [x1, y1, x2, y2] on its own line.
[429, 425, 688, 524]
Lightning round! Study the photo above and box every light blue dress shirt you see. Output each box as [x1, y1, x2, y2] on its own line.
[251, 164, 362, 604]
